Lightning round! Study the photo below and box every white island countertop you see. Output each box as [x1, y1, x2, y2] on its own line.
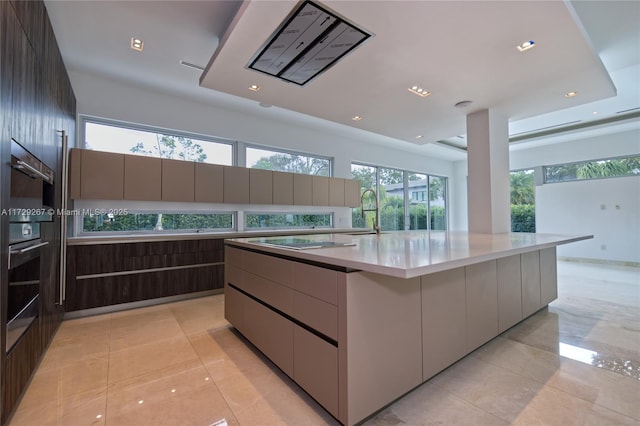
[225, 231, 592, 279]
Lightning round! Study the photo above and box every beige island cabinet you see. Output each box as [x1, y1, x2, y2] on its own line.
[223, 231, 590, 425]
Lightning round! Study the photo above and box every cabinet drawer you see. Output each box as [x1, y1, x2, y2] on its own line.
[293, 291, 338, 341]
[225, 263, 243, 287]
[242, 250, 293, 288]
[237, 271, 293, 317]
[244, 295, 294, 377]
[225, 246, 243, 268]
[224, 285, 244, 332]
[293, 263, 337, 305]
[294, 325, 338, 418]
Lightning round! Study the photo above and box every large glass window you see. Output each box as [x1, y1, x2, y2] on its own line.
[379, 167, 405, 231]
[352, 163, 447, 231]
[247, 146, 331, 176]
[429, 176, 447, 230]
[83, 119, 233, 165]
[544, 156, 640, 183]
[510, 169, 536, 232]
[245, 213, 332, 229]
[408, 173, 428, 230]
[351, 164, 376, 228]
[82, 211, 234, 233]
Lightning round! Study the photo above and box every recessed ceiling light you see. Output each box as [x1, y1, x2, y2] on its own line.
[130, 38, 144, 52]
[592, 111, 598, 115]
[564, 91, 578, 98]
[415, 135, 424, 139]
[516, 40, 535, 52]
[248, 84, 261, 92]
[408, 86, 431, 97]
[352, 116, 362, 121]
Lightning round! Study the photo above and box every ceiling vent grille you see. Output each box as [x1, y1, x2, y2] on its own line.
[247, 0, 371, 86]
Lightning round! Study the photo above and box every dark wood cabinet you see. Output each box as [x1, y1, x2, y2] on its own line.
[65, 239, 225, 312]
[1, 1, 75, 423]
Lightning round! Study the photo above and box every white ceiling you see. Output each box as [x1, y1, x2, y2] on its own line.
[44, 0, 640, 162]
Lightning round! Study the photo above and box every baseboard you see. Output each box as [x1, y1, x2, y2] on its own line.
[63, 289, 224, 319]
[558, 256, 640, 268]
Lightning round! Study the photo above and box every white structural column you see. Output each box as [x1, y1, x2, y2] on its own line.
[466, 109, 511, 234]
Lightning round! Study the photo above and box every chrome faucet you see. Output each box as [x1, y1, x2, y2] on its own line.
[360, 188, 380, 235]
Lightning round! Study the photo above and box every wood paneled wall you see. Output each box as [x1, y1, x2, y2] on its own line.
[0, 1, 76, 423]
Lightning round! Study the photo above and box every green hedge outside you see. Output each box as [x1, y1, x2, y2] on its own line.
[511, 204, 536, 232]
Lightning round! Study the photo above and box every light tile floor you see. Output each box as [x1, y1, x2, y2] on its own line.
[9, 260, 640, 426]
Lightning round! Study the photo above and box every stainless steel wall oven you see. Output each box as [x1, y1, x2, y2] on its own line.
[6, 139, 54, 352]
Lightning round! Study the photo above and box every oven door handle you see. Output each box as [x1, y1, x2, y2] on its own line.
[8, 241, 48, 270]
[10, 241, 48, 255]
[12, 160, 52, 183]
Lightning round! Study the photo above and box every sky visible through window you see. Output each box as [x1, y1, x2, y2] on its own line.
[85, 122, 233, 165]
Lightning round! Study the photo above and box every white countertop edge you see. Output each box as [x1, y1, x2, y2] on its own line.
[225, 232, 593, 279]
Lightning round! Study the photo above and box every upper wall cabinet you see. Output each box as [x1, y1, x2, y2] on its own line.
[345, 179, 361, 207]
[328, 178, 345, 207]
[69, 149, 360, 208]
[162, 159, 194, 202]
[250, 169, 273, 204]
[124, 155, 161, 201]
[293, 173, 313, 206]
[195, 162, 223, 203]
[223, 166, 250, 204]
[273, 171, 294, 205]
[78, 149, 124, 200]
[312, 176, 329, 206]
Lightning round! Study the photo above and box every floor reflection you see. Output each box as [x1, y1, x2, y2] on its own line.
[8, 260, 640, 426]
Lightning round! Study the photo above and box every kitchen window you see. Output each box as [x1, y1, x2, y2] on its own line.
[245, 212, 332, 229]
[351, 163, 448, 231]
[81, 211, 234, 234]
[544, 155, 640, 183]
[246, 146, 332, 176]
[81, 117, 234, 165]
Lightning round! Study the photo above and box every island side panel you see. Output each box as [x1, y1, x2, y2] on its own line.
[540, 247, 558, 305]
[339, 271, 422, 426]
[421, 268, 467, 381]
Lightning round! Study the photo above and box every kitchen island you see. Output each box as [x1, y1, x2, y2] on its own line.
[224, 231, 590, 425]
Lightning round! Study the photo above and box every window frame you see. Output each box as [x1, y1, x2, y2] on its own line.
[351, 162, 449, 231]
[543, 155, 640, 184]
[79, 115, 237, 165]
[77, 209, 237, 236]
[245, 143, 334, 176]
[244, 211, 334, 230]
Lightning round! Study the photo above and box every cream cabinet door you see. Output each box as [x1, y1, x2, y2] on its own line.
[80, 150, 124, 200]
[223, 166, 250, 204]
[497, 255, 523, 333]
[521, 250, 541, 317]
[162, 159, 194, 202]
[465, 260, 498, 352]
[194, 163, 223, 203]
[344, 179, 361, 207]
[312, 175, 329, 206]
[293, 173, 313, 205]
[249, 168, 273, 204]
[329, 178, 345, 206]
[421, 268, 466, 380]
[272, 171, 294, 205]
[124, 155, 161, 201]
[540, 248, 558, 305]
